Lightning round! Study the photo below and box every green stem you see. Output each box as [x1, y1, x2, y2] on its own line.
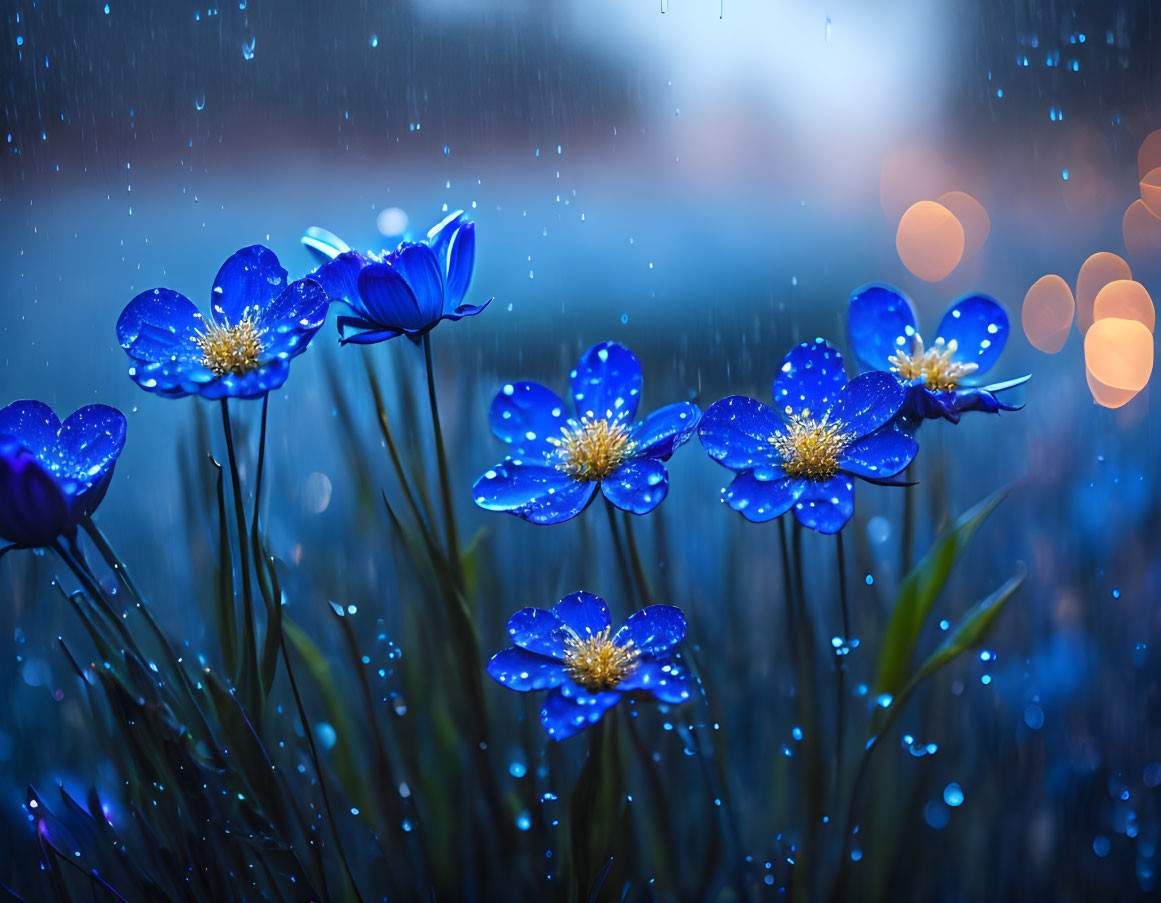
[791, 520, 823, 903]
[603, 498, 637, 606]
[620, 510, 654, 606]
[280, 633, 366, 903]
[219, 398, 259, 710]
[833, 530, 851, 807]
[422, 332, 464, 593]
[54, 539, 136, 651]
[901, 464, 915, 578]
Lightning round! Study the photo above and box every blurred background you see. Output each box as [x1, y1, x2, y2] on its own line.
[3, 0, 1161, 899]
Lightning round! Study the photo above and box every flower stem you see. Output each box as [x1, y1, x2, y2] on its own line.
[832, 530, 851, 810]
[422, 332, 464, 593]
[280, 632, 367, 903]
[603, 498, 637, 606]
[791, 520, 823, 903]
[901, 464, 915, 577]
[620, 510, 654, 605]
[220, 398, 260, 714]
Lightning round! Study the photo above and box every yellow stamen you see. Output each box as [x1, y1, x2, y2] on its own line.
[196, 315, 266, 377]
[769, 411, 855, 481]
[888, 335, 977, 392]
[564, 626, 640, 692]
[549, 417, 637, 481]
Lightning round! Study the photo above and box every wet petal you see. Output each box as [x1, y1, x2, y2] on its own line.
[443, 220, 475, 312]
[0, 400, 61, 461]
[56, 406, 127, 490]
[255, 278, 329, 359]
[540, 688, 621, 741]
[473, 459, 595, 524]
[0, 440, 72, 547]
[614, 605, 686, 657]
[847, 282, 919, 372]
[632, 401, 701, 460]
[485, 647, 568, 691]
[356, 262, 429, 333]
[553, 591, 612, 638]
[384, 242, 444, 325]
[949, 384, 1027, 416]
[311, 250, 369, 309]
[792, 475, 855, 534]
[570, 341, 642, 421]
[426, 209, 467, 265]
[827, 371, 906, 438]
[619, 660, 692, 704]
[506, 607, 571, 659]
[117, 287, 205, 364]
[935, 294, 1010, 376]
[336, 315, 401, 345]
[772, 339, 848, 417]
[442, 297, 492, 321]
[698, 396, 785, 479]
[210, 245, 288, 324]
[488, 381, 568, 458]
[723, 471, 805, 522]
[839, 428, 917, 479]
[601, 459, 668, 515]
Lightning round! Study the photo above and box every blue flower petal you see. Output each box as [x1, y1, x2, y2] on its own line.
[618, 660, 692, 704]
[613, 604, 686, 657]
[488, 381, 568, 459]
[570, 341, 642, 421]
[839, 428, 917, 479]
[56, 405, 128, 501]
[723, 471, 805, 522]
[117, 287, 205, 364]
[426, 209, 467, 266]
[601, 459, 668, 515]
[312, 250, 369, 310]
[553, 591, 612, 639]
[356, 262, 430, 333]
[632, 401, 701, 460]
[827, 371, 905, 438]
[847, 283, 918, 372]
[506, 607, 571, 659]
[472, 459, 596, 524]
[0, 439, 72, 547]
[949, 384, 1026, 416]
[254, 278, 329, 359]
[190, 358, 293, 401]
[441, 297, 492, 321]
[336, 316, 402, 345]
[698, 396, 785, 479]
[934, 294, 1009, 377]
[772, 339, 848, 416]
[0, 400, 61, 461]
[485, 647, 568, 691]
[443, 220, 475, 313]
[384, 242, 445, 326]
[210, 245, 288, 325]
[540, 688, 621, 741]
[792, 475, 855, 534]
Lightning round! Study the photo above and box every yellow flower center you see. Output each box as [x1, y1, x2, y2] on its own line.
[769, 411, 855, 481]
[549, 417, 637, 482]
[888, 335, 977, 392]
[197, 315, 266, 377]
[564, 626, 640, 692]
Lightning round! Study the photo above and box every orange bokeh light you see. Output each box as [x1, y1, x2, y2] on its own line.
[896, 201, 965, 282]
[1123, 199, 1161, 272]
[1142, 167, 1161, 217]
[1138, 129, 1161, 180]
[1085, 366, 1140, 409]
[1021, 275, 1074, 354]
[1076, 252, 1132, 334]
[1093, 279, 1155, 333]
[1083, 317, 1153, 392]
[937, 191, 990, 260]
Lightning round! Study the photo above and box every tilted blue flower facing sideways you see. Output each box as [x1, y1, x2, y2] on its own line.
[473, 341, 701, 524]
[309, 210, 491, 344]
[0, 400, 126, 548]
[117, 246, 329, 400]
[486, 591, 691, 740]
[698, 339, 917, 534]
[847, 283, 1030, 426]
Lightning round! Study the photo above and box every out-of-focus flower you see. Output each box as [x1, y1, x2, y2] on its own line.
[0, 400, 126, 547]
[486, 591, 691, 740]
[473, 341, 701, 524]
[698, 339, 916, 534]
[847, 283, 1030, 426]
[310, 211, 490, 344]
[117, 246, 328, 400]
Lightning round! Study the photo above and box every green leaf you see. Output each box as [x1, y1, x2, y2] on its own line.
[874, 484, 1009, 698]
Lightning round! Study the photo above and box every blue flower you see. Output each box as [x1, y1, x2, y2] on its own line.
[473, 341, 701, 524]
[847, 283, 1030, 426]
[311, 210, 490, 344]
[698, 339, 917, 534]
[486, 591, 691, 740]
[0, 400, 126, 548]
[117, 246, 328, 400]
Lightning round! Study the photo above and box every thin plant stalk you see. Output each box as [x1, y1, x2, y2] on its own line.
[833, 529, 851, 807]
[603, 498, 638, 606]
[620, 510, 654, 605]
[901, 464, 915, 578]
[421, 332, 464, 593]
